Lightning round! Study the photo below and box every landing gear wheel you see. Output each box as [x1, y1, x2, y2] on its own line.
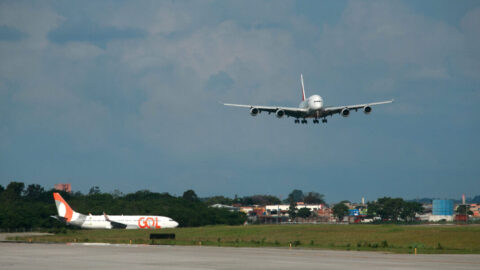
[301, 119, 307, 124]
[313, 119, 319, 124]
[322, 119, 327, 123]
[294, 119, 300, 124]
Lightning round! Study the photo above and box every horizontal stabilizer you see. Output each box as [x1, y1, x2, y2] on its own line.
[104, 212, 128, 229]
[51, 215, 67, 223]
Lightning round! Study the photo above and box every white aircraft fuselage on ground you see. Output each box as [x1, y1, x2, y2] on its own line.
[224, 74, 393, 124]
[52, 193, 179, 229]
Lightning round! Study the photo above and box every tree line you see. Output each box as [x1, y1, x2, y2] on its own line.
[0, 182, 246, 229]
[0, 181, 452, 229]
[331, 197, 424, 222]
[203, 189, 325, 206]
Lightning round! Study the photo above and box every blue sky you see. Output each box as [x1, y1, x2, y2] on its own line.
[0, 0, 479, 203]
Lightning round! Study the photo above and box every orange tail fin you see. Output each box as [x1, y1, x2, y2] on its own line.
[53, 193, 74, 222]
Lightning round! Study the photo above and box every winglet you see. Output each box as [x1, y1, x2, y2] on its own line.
[301, 74, 306, 101]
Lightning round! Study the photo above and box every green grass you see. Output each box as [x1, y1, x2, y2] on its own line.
[13, 224, 480, 254]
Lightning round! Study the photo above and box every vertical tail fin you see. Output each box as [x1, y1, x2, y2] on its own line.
[301, 74, 306, 101]
[53, 192, 74, 222]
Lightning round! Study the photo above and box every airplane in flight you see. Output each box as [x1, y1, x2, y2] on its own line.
[51, 192, 179, 229]
[224, 74, 393, 124]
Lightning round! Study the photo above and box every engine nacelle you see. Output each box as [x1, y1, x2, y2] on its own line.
[341, 108, 350, 117]
[363, 106, 372, 114]
[250, 107, 259, 116]
[276, 109, 285, 118]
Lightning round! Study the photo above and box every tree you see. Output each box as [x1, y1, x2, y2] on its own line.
[368, 197, 403, 221]
[400, 201, 423, 222]
[297, 207, 311, 218]
[288, 200, 297, 219]
[204, 196, 233, 206]
[3, 182, 25, 200]
[332, 203, 349, 221]
[182, 189, 199, 202]
[456, 205, 473, 215]
[368, 197, 423, 223]
[24, 184, 45, 200]
[287, 189, 304, 203]
[111, 189, 124, 198]
[304, 192, 325, 204]
[367, 201, 380, 218]
[471, 195, 480, 204]
[382, 197, 404, 222]
[247, 195, 280, 205]
[89, 186, 101, 195]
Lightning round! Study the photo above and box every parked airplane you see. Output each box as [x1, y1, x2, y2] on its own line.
[51, 192, 179, 229]
[224, 74, 393, 124]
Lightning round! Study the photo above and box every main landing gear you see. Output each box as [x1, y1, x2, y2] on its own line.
[294, 119, 308, 124]
[294, 118, 327, 124]
[314, 118, 327, 124]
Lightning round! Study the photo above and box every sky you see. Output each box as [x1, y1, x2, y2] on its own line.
[0, 0, 479, 203]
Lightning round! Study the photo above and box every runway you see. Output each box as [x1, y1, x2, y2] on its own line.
[1, 242, 479, 270]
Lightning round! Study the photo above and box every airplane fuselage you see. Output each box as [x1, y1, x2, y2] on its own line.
[299, 94, 323, 114]
[70, 215, 179, 229]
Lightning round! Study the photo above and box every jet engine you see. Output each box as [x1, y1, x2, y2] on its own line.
[276, 109, 285, 118]
[250, 107, 259, 116]
[363, 106, 372, 114]
[341, 108, 350, 117]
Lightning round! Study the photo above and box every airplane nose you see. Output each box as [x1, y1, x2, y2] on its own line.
[173, 221, 179, 228]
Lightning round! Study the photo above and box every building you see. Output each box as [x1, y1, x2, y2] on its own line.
[470, 204, 480, 217]
[54, 183, 71, 193]
[429, 199, 454, 222]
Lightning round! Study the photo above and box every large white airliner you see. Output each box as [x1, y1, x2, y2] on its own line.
[51, 193, 179, 229]
[224, 75, 393, 124]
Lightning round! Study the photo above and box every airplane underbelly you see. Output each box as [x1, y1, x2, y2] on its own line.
[82, 222, 110, 229]
[305, 110, 324, 118]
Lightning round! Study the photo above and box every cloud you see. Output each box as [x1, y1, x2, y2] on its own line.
[0, 1, 478, 199]
[317, 1, 464, 81]
[0, 25, 27, 41]
[458, 7, 480, 79]
[204, 71, 234, 93]
[48, 20, 146, 48]
[0, 2, 62, 48]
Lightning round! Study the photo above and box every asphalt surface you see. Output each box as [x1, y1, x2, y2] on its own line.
[1, 242, 479, 270]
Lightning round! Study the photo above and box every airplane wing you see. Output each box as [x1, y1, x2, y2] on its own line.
[223, 103, 309, 118]
[103, 212, 127, 229]
[323, 99, 394, 116]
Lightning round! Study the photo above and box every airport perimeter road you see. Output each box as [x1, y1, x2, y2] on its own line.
[1, 243, 479, 270]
